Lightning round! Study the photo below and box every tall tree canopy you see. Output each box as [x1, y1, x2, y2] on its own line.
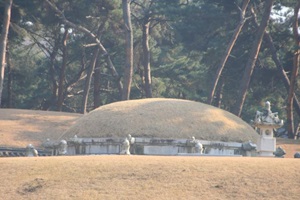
[1, 0, 300, 138]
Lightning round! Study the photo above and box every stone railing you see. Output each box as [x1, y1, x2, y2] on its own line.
[65, 136, 256, 157]
[0, 147, 52, 157]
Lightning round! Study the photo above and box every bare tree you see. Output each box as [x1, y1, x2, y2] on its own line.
[122, 0, 134, 100]
[207, 0, 250, 105]
[0, 0, 13, 106]
[232, 0, 274, 117]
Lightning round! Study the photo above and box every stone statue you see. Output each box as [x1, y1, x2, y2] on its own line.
[190, 136, 203, 154]
[194, 141, 203, 154]
[273, 146, 286, 158]
[26, 144, 38, 157]
[42, 139, 68, 155]
[127, 134, 135, 145]
[42, 138, 52, 148]
[70, 135, 82, 144]
[120, 134, 135, 155]
[120, 138, 130, 155]
[58, 140, 68, 155]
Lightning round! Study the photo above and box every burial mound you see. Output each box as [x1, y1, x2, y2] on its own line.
[62, 98, 258, 143]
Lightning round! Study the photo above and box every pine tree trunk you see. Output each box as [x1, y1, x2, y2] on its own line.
[142, 18, 152, 98]
[207, 0, 250, 105]
[93, 58, 101, 109]
[0, 0, 12, 107]
[287, 2, 300, 139]
[232, 0, 274, 117]
[266, 30, 300, 117]
[293, 2, 300, 139]
[122, 0, 133, 100]
[215, 77, 225, 108]
[46, 40, 60, 111]
[57, 30, 69, 111]
[81, 48, 99, 114]
[6, 47, 12, 108]
[250, 5, 300, 118]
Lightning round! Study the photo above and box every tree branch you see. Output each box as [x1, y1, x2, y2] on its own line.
[44, 0, 123, 96]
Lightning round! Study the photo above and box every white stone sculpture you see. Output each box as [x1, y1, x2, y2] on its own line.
[70, 135, 82, 144]
[191, 136, 196, 143]
[194, 142, 203, 154]
[26, 144, 38, 157]
[190, 136, 203, 154]
[127, 134, 135, 145]
[42, 138, 52, 148]
[58, 140, 68, 155]
[42, 139, 68, 155]
[120, 134, 135, 155]
[120, 138, 130, 155]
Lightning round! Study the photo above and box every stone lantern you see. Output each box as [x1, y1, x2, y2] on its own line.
[253, 101, 283, 157]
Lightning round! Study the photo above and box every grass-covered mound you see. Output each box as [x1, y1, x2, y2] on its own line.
[62, 98, 259, 143]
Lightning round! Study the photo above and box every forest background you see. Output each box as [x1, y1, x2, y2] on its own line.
[0, 0, 300, 138]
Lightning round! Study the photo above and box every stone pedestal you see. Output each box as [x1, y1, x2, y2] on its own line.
[256, 125, 280, 157]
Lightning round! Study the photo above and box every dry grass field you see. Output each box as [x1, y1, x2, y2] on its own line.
[0, 156, 299, 200]
[0, 109, 81, 148]
[0, 108, 300, 199]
